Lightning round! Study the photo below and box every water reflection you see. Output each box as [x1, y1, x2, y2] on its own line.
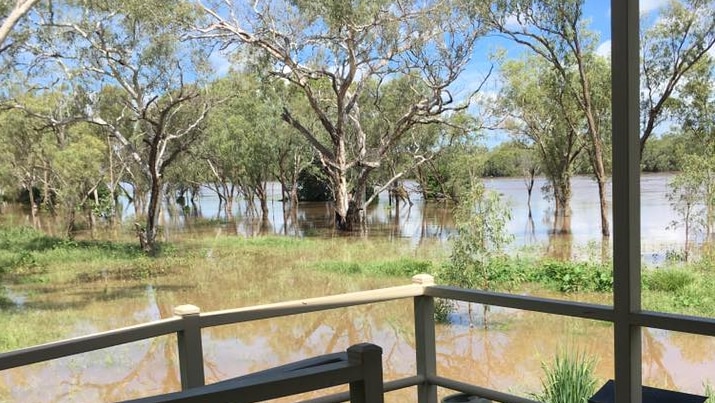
[2, 282, 714, 402]
[1, 173, 688, 258]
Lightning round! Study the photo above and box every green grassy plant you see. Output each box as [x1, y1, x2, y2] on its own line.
[533, 351, 598, 403]
[704, 382, 714, 402]
[644, 268, 695, 292]
[313, 258, 433, 278]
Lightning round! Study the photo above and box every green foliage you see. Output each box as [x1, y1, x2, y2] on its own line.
[530, 261, 613, 293]
[418, 140, 489, 202]
[667, 154, 715, 260]
[298, 165, 334, 202]
[641, 134, 684, 172]
[533, 351, 599, 403]
[704, 382, 714, 402]
[644, 269, 695, 293]
[482, 142, 532, 177]
[0, 226, 143, 281]
[434, 299, 454, 324]
[439, 182, 513, 290]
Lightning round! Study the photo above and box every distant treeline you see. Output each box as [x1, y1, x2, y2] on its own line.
[480, 134, 690, 178]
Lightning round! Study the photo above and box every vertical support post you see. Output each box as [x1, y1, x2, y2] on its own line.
[348, 343, 384, 403]
[174, 304, 205, 390]
[611, 1, 642, 402]
[413, 274, 437, 403]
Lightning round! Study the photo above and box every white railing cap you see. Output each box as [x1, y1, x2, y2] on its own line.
[174, 304, 201, 316]
[411, 274, 435, 286]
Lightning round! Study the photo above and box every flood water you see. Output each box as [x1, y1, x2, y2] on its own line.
[126, 173, 692, 260]
[2, 173, 714, 401]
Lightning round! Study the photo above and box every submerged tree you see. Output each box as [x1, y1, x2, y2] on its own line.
[197, 0, 488, 230]
[499, 57, 586, 234]
[487, 0, 612, 237]
[439, 181, 512, 328]
[667, 155, 713, 262]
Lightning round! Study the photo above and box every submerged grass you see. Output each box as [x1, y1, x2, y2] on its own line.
[4, 224, 715, 350]
[0, 227, 441, 351]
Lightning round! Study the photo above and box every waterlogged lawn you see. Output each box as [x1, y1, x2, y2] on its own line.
[2, 226, 715, 353]
[0, 227, 445, 351]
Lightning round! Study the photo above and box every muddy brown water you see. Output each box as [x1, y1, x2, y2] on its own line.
[2, 280, 714, 402]
[2, 173, 714, 401]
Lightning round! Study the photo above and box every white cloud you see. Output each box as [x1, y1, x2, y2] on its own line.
[209, 52, 232, 77]
[640, 0, 669, 15]
[504, 14, 527, 30]
[596, 40, 611, 58]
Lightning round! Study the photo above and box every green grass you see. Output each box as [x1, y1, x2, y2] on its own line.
[644, 268, 695, 292]
[533, 351, 599, 403]
[313, 258, 434, 277]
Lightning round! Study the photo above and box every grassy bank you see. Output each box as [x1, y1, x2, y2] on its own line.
[0, 227, 445, 350]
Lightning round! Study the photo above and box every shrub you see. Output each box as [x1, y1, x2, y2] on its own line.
[297, 166, 333, 202]
[530, 261, 612, 293]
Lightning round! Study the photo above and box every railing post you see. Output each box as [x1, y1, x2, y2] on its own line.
[348, 343, 384, 403]
[413, 274, 437, 403]
[174, 304, 205, 390]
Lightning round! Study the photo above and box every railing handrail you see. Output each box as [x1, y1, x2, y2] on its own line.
[199, 282, 426, 328]
[0, 282, 426, 372]
[0, 316, 183, 371]
[118, 343, 384, 403]
[3, 274, 715, 403]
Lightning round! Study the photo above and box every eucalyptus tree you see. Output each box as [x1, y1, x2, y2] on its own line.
[0, 93, 108, 235]
[669, 55, 715, 241]
[20, 0, 216, 252]
[0, 0, 39, 55]
[50, 124, 107, 236]
[197, 0, 488, 230]
[640, 0, 715, 154]
[499, 57, 586, 234]
[0, 107, 46, 224]
[201, 72, 284, 221]
[486, 0, 612, 237]
[271, 83, 314, 208]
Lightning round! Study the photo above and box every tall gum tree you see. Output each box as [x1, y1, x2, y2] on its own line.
[499, 57, 587, 234]
[487, 0, 612, 237]
[21, 0, 216, 253]
[0, 0, 39, 55]
[640, 0, 715, 155]
[197, 0, 488, 230]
